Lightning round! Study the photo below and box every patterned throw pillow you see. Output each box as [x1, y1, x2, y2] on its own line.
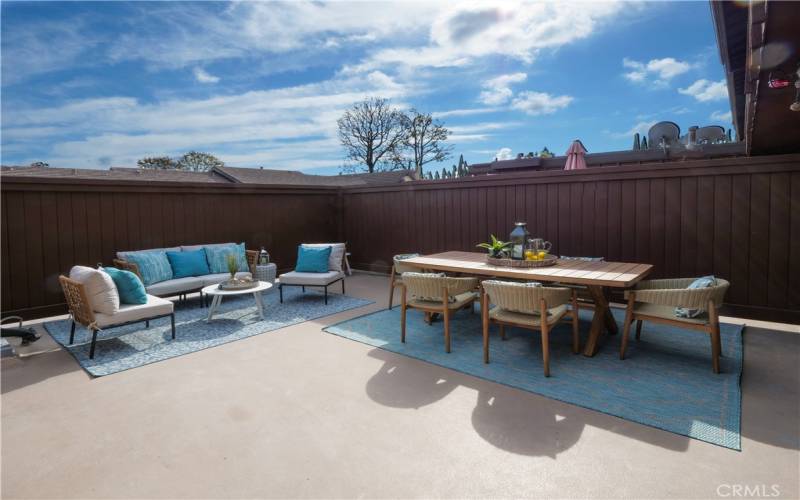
[69, 265, 120, 314]
[204, 243, 250, 274]
[675, 275, 717, 318]
[123, 251, 173, 286]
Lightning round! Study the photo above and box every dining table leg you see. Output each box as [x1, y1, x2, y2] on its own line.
[583, 285, 617, 356]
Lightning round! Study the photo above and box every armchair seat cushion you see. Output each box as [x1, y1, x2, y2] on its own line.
[279, 270, 344, 286]
[408, 291, 477, 310]
[489, 304, 568, 327]
[634, 303, 708, 325]
[94, 294, 173, 328]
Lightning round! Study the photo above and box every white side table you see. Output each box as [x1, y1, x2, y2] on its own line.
[202, 281, 273, 322]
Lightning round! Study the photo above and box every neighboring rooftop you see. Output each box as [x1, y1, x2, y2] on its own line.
[213, 166, 414, 186]
[0, 165, 414, 187]
[468, 142, 746, 176]
[0, 165, 230, 183]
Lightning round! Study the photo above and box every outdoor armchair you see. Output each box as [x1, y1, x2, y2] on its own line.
[481, 281, 580, 377]
[619, 277, 730, 373]
[59, 275, 175, 359]
[278, 243, 347, 305]
[399, 273, 479, 353]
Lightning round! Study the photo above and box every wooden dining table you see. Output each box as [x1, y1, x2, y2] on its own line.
[402, 251, 653, 356]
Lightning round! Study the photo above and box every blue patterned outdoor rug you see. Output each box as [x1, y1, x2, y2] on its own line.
[324, 306, 744, 450]
[45, 288, 372, 377]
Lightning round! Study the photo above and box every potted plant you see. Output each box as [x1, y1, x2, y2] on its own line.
[226, 253, 239, 281]
[477, 235, 512, 259]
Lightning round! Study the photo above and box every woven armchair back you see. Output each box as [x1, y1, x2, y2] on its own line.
[393, 254, 420, 275]
[631, 278, 730, 309]
[401, 273, 478, 301]
[245, 250, 259, 274]
[482, 281, 571, 315]
[112, 258, 141, 279]
[59, 275, 96, 328]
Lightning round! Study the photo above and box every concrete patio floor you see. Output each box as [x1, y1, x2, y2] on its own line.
[2, 273, 799, 499]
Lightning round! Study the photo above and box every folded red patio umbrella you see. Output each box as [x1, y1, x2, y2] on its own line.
[564, 140, 588, 170]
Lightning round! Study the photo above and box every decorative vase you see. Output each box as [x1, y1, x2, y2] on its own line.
[509, 222, 529, 260]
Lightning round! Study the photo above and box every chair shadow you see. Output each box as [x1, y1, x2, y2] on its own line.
[1, 325, 86, 394]
[363, 346, 693, 456]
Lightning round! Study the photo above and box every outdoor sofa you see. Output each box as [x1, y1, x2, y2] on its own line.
[114, 242, 258, 303]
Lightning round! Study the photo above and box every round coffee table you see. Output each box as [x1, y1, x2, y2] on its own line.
[202, 281, 273, 322]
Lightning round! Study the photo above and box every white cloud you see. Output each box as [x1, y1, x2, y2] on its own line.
[494, 147, 514, 161]
[193, 68, 220, 84]
[479, 72, 527, 105]
[353, 1, 624, 71]
[710, 110, 732, 122]
[510, 91, 573, 116]
[623, 57, 692, 85]
[432, 107, 500, 118]
[678, 79, 728, 102]
[3, 71, 409, 168]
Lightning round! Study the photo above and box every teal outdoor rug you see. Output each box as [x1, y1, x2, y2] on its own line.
[45, 288, 372, 377]
[324, 306, 744, 450]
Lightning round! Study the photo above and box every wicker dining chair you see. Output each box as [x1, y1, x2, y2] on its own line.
[481, 281, 580, 377]
[388, 253, 420, 309]
[619, 277, 730, 373]
[400, 272, 479, 353]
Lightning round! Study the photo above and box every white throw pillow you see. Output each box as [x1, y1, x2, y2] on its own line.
[69, 266, 120, 315]
[302, 243, 346, 272]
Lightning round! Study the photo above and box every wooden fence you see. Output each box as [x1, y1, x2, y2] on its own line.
[1, 177, 340, 318]
[343, 154, 800, 320]
[2, 154, 798, 320]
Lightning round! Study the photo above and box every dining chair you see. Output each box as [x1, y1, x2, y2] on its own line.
[399, 272, 479, 353]
[620, 277, 730, 373]
[388, 253, 420, 309]
[481, 280, 580, 377]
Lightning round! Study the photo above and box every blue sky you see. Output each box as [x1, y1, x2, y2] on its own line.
[1, 1, 733, 175]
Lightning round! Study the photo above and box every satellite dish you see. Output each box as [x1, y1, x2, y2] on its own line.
[647, 121, 681, 150]
[695, 126, 726, 144]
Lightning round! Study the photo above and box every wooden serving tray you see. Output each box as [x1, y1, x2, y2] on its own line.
[486, 254, 558, 268]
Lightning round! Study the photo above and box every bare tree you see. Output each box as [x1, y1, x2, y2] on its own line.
[337, 97, 406, 173]
[175, 151, 224, 172]
[401, 109, 452, 178]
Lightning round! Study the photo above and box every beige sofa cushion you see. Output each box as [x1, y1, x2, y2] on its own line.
[146, 277, 205, 296]
[69, 266, 120, 315]
[94, 294, 173, 328]
[301, 243, 346, 272]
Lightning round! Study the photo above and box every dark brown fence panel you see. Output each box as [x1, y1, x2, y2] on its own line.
[1, 179, 339, 319]
[342, 154, 800, 318]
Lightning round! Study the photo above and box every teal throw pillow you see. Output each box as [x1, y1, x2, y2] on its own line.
[102, 267, 147, 305]
[166, 249, 210, 278]
[295, 245, 331, 273]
